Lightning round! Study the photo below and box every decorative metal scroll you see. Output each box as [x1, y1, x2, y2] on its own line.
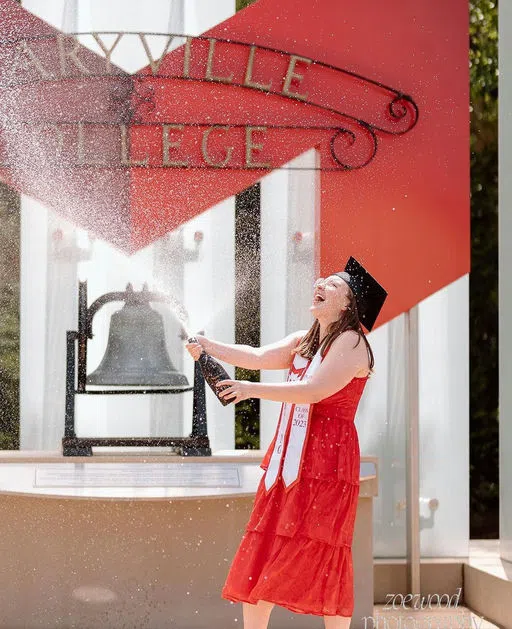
[0, 32, 419, 171]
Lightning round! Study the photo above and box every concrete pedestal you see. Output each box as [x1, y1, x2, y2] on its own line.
[0, 451, 377, 628]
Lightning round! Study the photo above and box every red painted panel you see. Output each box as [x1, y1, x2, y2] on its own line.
[0, 0, 469, 326]
[200, 0, 469, 328]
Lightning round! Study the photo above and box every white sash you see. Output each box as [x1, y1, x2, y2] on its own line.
[264, 348, 324, 493]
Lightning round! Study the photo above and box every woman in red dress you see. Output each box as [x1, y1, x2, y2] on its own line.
[186, 258, 386, 629]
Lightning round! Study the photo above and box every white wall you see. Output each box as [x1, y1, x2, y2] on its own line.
[418, 275, 469, 556]
[357, 277, 469, 558]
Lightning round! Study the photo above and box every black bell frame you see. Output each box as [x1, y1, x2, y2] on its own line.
[62, 280, 210, 457]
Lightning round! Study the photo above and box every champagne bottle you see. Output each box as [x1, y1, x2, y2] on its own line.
[188, 336, 234, 406]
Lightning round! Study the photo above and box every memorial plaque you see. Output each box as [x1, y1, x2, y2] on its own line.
[35, 463, 241, 488]
[360, 461, 377, 479]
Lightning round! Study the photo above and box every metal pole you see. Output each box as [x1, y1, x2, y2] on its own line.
[77, 281, 88, 392]
[405, 306, 420, 597]
[499, 0, 512, 563]
[191, 362, 207, 437]
[64, 331, 77, 438]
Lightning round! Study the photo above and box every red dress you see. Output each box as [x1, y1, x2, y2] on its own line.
[221, 353, 369, 617]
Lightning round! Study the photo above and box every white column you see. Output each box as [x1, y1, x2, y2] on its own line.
[500, 0, 512, 560]
[286, 150, 319, 332]
[185, 0, 233, 34]
[259, 150, 317, 451]
[20, 0, 85, 449]
[356, 319, 399, 556]
[357, 277, 469, 559]
[260, 167, 289, 450]
[149, 2, 187, 440]
[19, 200, 48, 449]
[418, 275, 469, 557]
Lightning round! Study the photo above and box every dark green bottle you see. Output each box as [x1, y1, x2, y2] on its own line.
[188, 337, 234, 406]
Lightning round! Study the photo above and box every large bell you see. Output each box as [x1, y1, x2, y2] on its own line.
[86, 284, 189, 387]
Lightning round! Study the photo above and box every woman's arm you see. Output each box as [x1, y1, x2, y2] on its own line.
[186, 329, 308, 370]
[216, 331, 368, 404]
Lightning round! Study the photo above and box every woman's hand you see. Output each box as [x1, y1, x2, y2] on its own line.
[216, 379, 253, 403]
[185, 334, 208, 361]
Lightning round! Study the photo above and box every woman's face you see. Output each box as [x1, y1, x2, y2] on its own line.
[310, 274, 351, 318]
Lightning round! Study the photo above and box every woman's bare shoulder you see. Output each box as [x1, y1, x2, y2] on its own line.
[331, 330, 370, 376]
[332, 329, 361, 346]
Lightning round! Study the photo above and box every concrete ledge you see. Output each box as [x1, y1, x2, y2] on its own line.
[0, 450, 379, 497]
[464, 563, 511, 629]
[374, 559, 464, 604]
[463, 541, 512, 629]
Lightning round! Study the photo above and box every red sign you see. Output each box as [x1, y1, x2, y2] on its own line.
[0, 0, 468, 328]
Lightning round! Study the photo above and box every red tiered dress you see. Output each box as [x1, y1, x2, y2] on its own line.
[221, 354, 369, 617]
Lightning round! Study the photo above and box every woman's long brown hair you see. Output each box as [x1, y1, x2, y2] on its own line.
[292, 275, 375, 372]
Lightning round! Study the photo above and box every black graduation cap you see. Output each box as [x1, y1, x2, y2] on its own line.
[334, 257, 387, 331]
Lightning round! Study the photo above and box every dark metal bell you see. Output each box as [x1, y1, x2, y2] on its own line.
[86, 284, 189, 387]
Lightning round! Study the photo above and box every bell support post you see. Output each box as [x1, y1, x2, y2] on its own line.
[185, 359, 209, 456]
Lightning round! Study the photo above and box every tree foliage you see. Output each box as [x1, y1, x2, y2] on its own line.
[0, 184, 20, 449]
[469, 0, 498, 538]
[236, 0, 256, 11]
[234, 184, 261, 450]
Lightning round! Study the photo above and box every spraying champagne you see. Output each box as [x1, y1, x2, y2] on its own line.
[187, 336, 234, 406]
